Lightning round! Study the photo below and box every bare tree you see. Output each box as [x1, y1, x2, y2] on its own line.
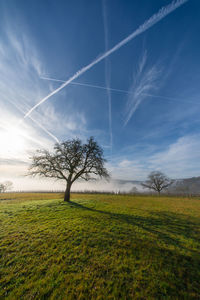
[28, 137, 109, 201]
[141, 171, 173, 195]
[129, 186, 138, 194]
[0, 181, 13, 193]
[0, 183, 6, 193]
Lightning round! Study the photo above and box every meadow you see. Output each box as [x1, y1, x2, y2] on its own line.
[0, 193, 200, 299]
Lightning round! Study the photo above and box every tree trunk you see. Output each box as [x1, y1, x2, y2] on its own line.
[64, 182, 71, 202]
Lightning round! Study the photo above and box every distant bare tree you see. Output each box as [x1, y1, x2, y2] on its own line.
[28, 137, 109, 201]
[0, 181, 13, 193]
[141, 171, 173, 195]
[130, 186, 138, 194]
[0, 183, 6, 193]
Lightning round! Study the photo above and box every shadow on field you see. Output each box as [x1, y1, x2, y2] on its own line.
[69, 201, 200, 254]
[1, 200, 200, 299]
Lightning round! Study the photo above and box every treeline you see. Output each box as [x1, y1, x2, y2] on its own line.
[3, 190, 200, 198]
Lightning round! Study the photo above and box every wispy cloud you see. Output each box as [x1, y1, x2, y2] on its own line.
[0, 22, 86, 185]
[0, 21, 87, 147]
[33, 104, 87, 139]
[24, 0, 188, 118]
[6, 28, 43, 77]
[124, 51, 161, 126]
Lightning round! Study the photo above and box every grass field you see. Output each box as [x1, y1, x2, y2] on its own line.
[0, 193, 200, 299]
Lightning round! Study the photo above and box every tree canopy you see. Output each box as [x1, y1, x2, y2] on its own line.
[0, 181, 13, 193]
[141, 171, 173, 195]
[28, 137, 109, 201]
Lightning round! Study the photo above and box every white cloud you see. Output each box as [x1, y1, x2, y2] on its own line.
[105, 133, 200, 181]
[149, 134, 200, 178]
[107, 158, 149, 181]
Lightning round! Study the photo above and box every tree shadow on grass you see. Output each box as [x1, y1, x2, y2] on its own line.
[67, 201, 200, 298]
[69, 201, 200, 254]
[2, 200, 200, 299]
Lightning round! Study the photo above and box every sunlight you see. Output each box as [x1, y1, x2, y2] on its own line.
[0, 126, 26, 157]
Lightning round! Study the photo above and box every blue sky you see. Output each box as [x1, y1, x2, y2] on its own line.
[0, 0, 200, 190]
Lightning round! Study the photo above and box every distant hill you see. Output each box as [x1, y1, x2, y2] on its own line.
[114, 176, 200, 194]
[114, 179, 141, 185]
[170, 176, 200, 194]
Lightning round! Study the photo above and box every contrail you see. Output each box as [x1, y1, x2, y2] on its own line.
[7, 98, 59, 143]
[24, 0, 188, 119]
[102, 0, 113, 156]
[41, 76, 200, 106]
[40, 76, 129, 93]
[28, 116, 60, 143]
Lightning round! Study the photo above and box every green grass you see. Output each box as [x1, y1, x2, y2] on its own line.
[0, 193, 200, 299]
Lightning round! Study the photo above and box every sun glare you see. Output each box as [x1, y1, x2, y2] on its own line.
[0, 126, 26, 157]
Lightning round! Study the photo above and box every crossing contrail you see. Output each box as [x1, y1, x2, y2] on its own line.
[24, 0, 188, 119]
[41, 76, 200, 106]
[102, 0, 113, 155]
[40, 76, 128, 93]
